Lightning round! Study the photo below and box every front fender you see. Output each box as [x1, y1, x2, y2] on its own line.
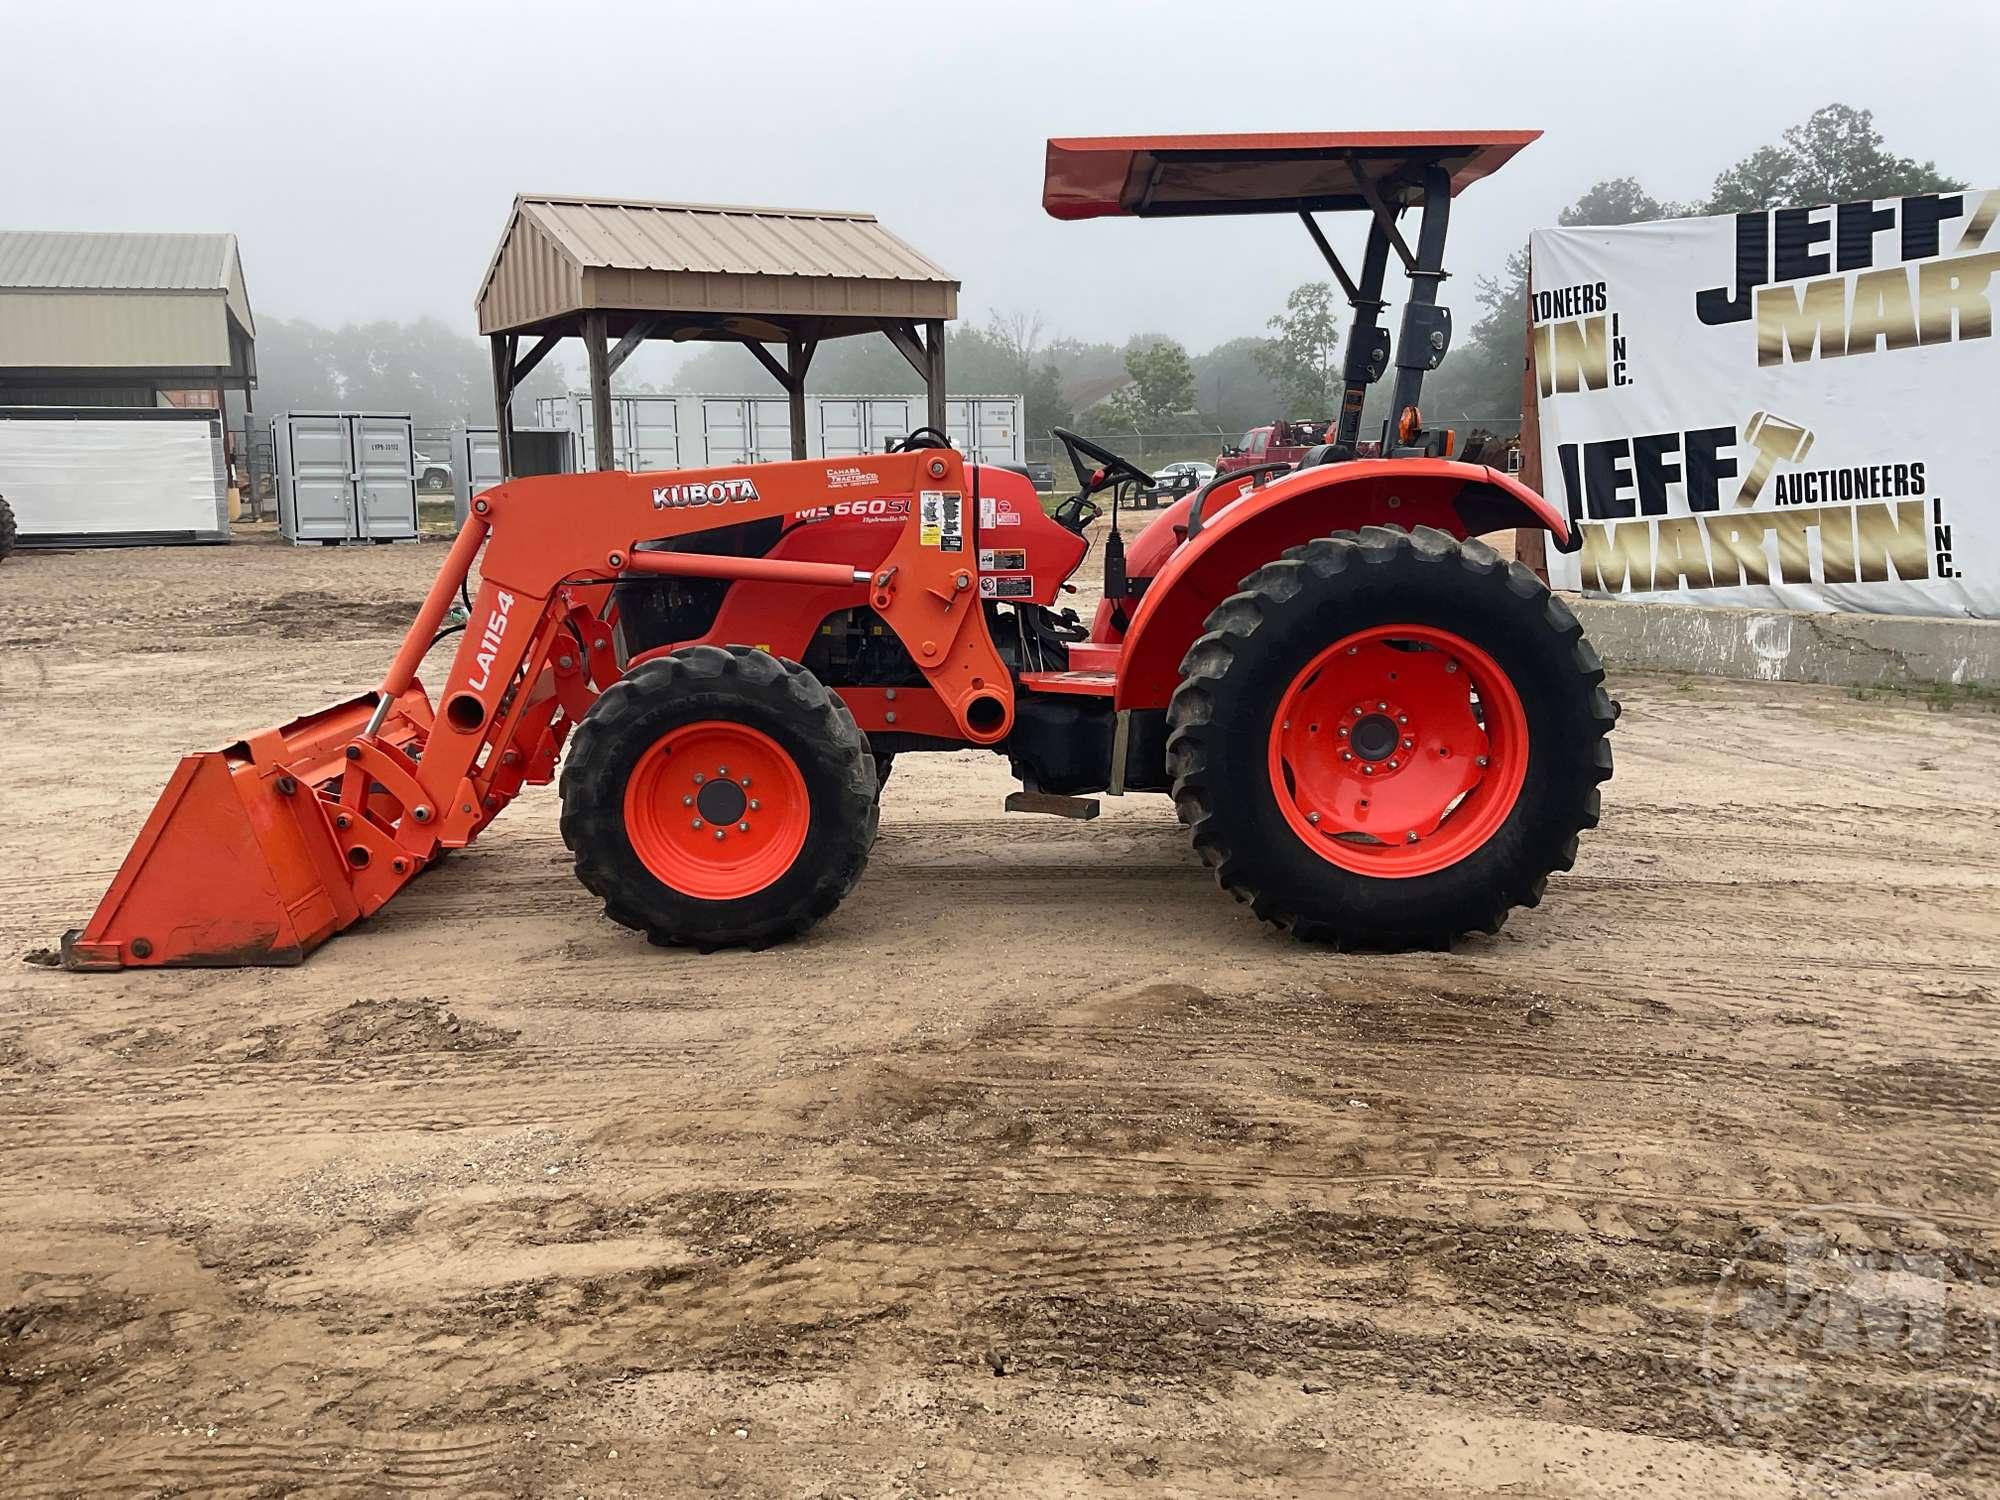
[1113, 459, 1568, 710]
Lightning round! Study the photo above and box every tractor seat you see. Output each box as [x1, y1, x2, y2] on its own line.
[1300, 444, 1342, 466]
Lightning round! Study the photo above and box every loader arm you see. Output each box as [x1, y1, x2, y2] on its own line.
[65, 449, 1009, 969]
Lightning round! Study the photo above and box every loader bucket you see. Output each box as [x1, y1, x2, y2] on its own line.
[61, 685, 433, 970]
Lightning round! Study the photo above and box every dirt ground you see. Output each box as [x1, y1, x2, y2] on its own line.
[2, 531, 1997, 1498]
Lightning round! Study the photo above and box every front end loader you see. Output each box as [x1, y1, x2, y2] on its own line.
[65, 130, 1613, 969]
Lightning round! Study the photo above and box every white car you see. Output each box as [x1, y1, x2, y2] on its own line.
[1155, 460, 1217, 486]
[415, 452, 454, 493]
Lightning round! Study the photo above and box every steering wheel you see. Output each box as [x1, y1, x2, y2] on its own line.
[1051, 427, 1154, 494]
[892, 426, 952, 451]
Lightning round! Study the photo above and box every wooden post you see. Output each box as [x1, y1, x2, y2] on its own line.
[584, 310, 615, 472]
[488, 333, 515, 480]
[1515, 258, 1549, 584]
[785, 336, 817, 460]
[924, 319, 947, 435]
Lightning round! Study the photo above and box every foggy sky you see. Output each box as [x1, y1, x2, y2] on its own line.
[3, 0, 1991, 379]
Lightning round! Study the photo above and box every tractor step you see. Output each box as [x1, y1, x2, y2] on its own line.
[1005, 790, 1100, 820]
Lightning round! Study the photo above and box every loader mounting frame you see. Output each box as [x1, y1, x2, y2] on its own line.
[66, 448, 1007, 969]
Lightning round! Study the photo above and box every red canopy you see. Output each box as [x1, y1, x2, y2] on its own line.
[1043, 130, 1540, 221]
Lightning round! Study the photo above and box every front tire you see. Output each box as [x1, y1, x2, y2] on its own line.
[1166, 525, 1614, 948]
[560, 645, 876, 948]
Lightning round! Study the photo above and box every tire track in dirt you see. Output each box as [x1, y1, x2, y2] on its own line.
[5, 542, 2000, 1497]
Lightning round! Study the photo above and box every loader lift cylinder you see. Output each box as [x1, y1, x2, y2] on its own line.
[366, 512, 491, 737]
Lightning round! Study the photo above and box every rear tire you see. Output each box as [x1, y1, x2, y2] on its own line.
[1166, 525, 1614, 948]
[560, 645, 876, 948]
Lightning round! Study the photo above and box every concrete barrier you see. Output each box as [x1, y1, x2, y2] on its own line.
[1568, 597, 2000, 689]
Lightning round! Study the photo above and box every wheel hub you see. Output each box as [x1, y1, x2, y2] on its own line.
[695, 777, 748, 826]
[1267, 625, 1529, 878]
[623, 721, 808, 898]
[1349, 712, 1400, 761]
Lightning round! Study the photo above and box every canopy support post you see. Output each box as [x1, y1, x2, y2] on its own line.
[584, 310, 615, 472]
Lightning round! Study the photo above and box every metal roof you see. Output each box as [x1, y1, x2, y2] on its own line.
[1043, 131, 1542, 220]
[477, 195, 957, 338]
[0, 231, 239, 293]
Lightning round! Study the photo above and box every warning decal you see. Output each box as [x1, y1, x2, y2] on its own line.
[979, 547, 1027, 571]
[939, 492, 963, 553]
[978, 574, 1033, 599]
[919, 490, 942, 547]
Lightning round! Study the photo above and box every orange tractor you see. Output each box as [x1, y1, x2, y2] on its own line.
[63, 131, 1613, 969]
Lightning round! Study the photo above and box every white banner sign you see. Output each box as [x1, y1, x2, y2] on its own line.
[1532, 190, 1997, 617]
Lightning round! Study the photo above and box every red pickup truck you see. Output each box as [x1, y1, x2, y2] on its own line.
[1215, 419, 1332, 474]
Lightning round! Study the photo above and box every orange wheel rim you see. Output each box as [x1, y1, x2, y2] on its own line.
[1266, 625, 1528, 879]
[623, 721, 810, 899]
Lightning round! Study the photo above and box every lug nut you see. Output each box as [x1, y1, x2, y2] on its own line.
[1445, 660, 1459, 674]
[1282, 720, 1291, 731]
[1377, 700, 1387, 710]
[1337, 725, 1349, 738]
[1307, 812, 1321, 825]
[717, 766, 729, 776]
[1402, 738, 1414, 750]
[749, 799, 760, 811]
[692, 818, 703, 829]
[1396, 714, 1407, 724]
[1362, 765, 1375, 776]
[714, 829, 726, 841]
[693, 772, 705, 784]
[1341, 750, 1353, 761]
[1475, 755, 1489, 767]
[682, 794, 693, 806]
[737, 822, 750, 833]
[741, 778, 751, 788]
[1406, 831, 1420, 844]
[1388, 759, 1400, 769]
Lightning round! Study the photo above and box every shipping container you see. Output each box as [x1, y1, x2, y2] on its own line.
[454, 425, 503, 527]
[531, 392, 1025, 470]
[273, 411, 419, 544]
[0, 405, 228, 546]
[452, 425, 572, 525]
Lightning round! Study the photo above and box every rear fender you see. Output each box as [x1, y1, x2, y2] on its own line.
[1114, 459, 1569, 710]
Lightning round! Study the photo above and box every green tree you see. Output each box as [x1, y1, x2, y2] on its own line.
[1193, 335, 1282, 433]
[255, 314, 566, 426]
[1706, 104, 1964, 212]
[1559, 177, 1684, 227]
[1105, 336, 1196, 428]
[1023, 360, 1073, 436]
[1253, 282, 1341, 417]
